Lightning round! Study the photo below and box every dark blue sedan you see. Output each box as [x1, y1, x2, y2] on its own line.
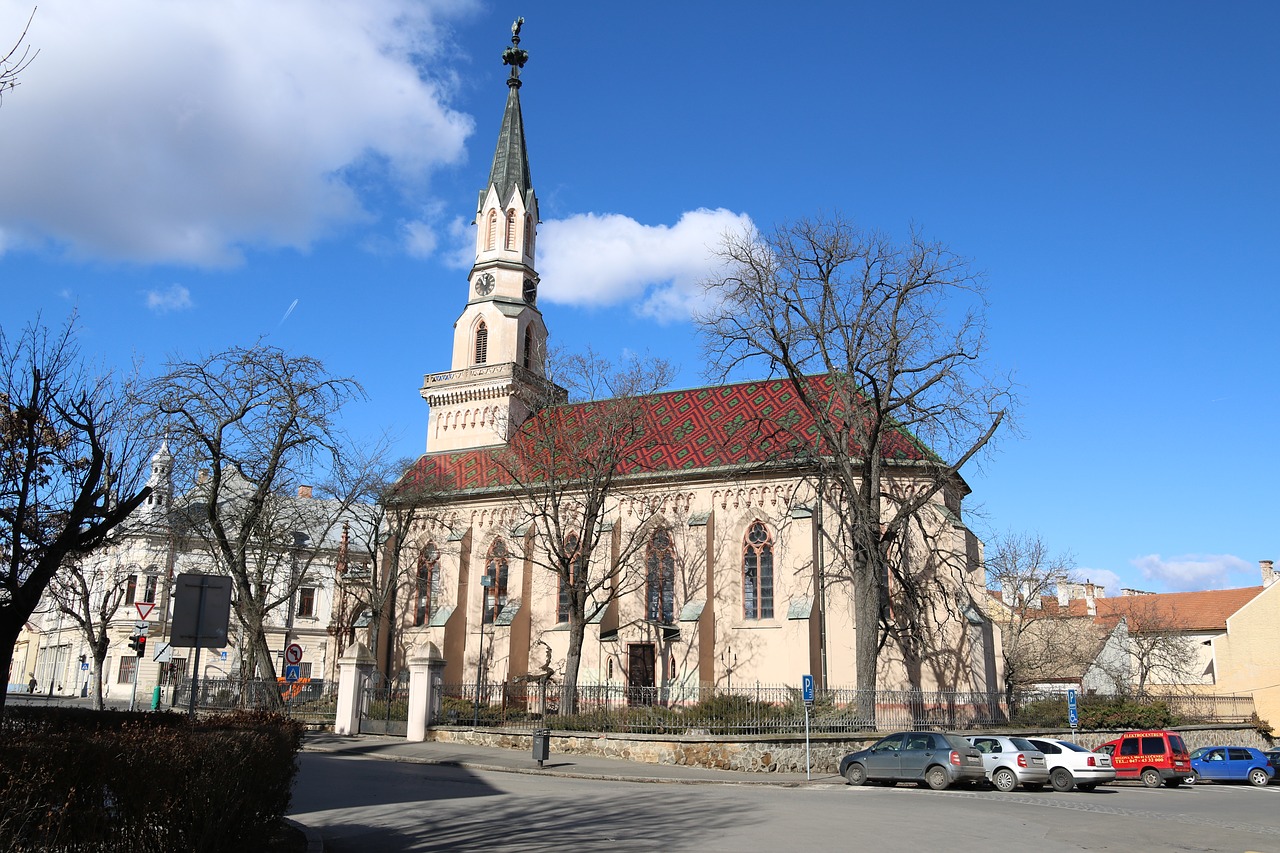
[1189, 746, 1274, 787]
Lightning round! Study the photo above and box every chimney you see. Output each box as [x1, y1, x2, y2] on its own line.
[1262, 560, 1277, 588]
[298, 485, 313, 499]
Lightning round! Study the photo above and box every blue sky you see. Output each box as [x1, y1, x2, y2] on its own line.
[2, 1, 1276, 595]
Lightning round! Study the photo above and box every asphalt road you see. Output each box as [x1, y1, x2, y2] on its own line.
[290, 752, 1280, 853]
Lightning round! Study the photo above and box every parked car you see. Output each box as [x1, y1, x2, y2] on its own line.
[1264, 749, 1280, 775]
[840, 731, 987, 790]
[1188, 746, 1274, 787]
[1026, 737, 1116, 792]
[1095, 730, 1191, 788]
[966, 735, 1051, 792]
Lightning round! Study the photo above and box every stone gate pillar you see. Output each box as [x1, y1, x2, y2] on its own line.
[407, 643, 447, 742]
[334, 642, 376, 736]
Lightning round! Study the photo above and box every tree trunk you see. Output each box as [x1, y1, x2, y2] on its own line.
[0, 618, 21, 716]
[852, 553, 879, 724]
[561, 613, 587, 715]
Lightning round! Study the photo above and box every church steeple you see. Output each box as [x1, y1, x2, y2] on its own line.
[138, 439, 173, 527]
[481, 19, 533, 213]
[421, 18, 563, 454]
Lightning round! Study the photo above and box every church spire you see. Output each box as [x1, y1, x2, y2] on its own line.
[482, 17, 533, 212]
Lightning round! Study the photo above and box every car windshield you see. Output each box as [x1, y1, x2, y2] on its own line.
[1009, 737, 1038, 751]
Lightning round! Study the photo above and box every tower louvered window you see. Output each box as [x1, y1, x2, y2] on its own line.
[525, 214, 534, 254]
[486, 211, 497, 251]
[474, 321, 488, 365]
[743, 521, 774, 619]
[523, 327, 533, 370]
[505, 209, 516, 250]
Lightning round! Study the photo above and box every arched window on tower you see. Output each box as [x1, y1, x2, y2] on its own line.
[483, 539, 509, 624]
[646, 527, 676, 624]
[414, 543, 440, 627]
[523, 327, 533, 370]
[486, 210, 498, 251]
[474, 321, 488, 365]
[525, 214, 534, 255]
[743, 521, 774, 619]
[505, 209, 517, 250]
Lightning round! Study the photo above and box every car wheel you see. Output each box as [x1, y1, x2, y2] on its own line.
[1141, 768, 1163, 788]
[1187, 770, 1199, 785]
[1050, 768, 1075, 792]
[1249, 768, 1270, 788]
[992, 768, 1018, 793]
[1076, 783, 1097, 792]
[925, 765, 949, 791]
[844, 762, 868, 786]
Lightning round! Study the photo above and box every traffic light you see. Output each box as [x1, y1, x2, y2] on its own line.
[135, 635, 146, 657]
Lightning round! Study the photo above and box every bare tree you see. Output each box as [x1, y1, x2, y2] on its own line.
[0, 8, 36, 105]
[47, 553, 129, 709]
[144, 344, 362, 702]
[698, 214, 1014, 709]
[0, 316, 149, 714]
[1111, 596, 1199, 695]
[984, 532, 1087, 706]
[330, 444, 454, 677]
[491, 348, 676, 713]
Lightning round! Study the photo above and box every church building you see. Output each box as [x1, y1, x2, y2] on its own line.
[391, 24, 999, 704]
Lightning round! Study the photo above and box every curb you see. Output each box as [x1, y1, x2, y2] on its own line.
[283, 817, 325, 853]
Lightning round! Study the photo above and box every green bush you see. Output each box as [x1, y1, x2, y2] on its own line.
[0, 706, 302, 853]
[1079, 698, 1178, 730]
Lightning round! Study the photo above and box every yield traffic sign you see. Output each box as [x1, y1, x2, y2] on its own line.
[136, 601, 155, 620]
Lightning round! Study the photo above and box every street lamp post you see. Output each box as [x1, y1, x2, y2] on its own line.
[474, 575, 492, 728]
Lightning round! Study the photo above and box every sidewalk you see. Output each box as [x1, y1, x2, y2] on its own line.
[302, 732, 842, 787]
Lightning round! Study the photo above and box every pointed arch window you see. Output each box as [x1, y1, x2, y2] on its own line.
[525, 214, 534, 255]
[558, 533, 588, 624]
[522, 327, 533, 370]
[485, 210, 498, 251]
[483, 539, 509, 624]
[415, 543, 440, 627]
[743, 521, 774, 619]
[646, 527, 676, 624]
[474, 321, 488, 365]
[505, 209, 517, 250]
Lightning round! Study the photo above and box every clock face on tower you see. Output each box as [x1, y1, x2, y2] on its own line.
[474, 272, 495, 296]
[523, 278, 537, 306]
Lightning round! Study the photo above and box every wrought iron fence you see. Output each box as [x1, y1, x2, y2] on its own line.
[432, 682, 1010, 734]
[360, 680, 411, 735]
[173, 676, 338, 726]
[1011, 688, 1256, 727]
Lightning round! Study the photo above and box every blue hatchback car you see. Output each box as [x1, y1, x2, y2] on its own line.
[1189, 746, 1274, 787]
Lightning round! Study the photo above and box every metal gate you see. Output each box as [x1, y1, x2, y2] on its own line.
[359, 674, 410, 735]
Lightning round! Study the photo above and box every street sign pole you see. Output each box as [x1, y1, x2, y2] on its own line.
[802, 674, 815, 780]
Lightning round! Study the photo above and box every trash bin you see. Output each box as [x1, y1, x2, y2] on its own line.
[532, 728, 551, 768]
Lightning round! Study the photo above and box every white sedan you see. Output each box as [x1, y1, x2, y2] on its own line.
[1027, 737, 1117, 792]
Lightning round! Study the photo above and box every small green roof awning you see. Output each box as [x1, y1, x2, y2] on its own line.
[494, 600, 521, 626]
[787, 598, 813, 620]
[679, 600, 705, 622]
[428, 605, 454, 628]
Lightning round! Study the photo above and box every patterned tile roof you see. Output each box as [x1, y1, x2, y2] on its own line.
[399, 375, 932, 495]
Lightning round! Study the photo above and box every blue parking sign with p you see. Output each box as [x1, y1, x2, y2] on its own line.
[802, 674, 815, 704]
[1067, 688, 1078, 727]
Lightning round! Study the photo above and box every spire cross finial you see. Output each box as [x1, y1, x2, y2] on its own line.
[503, 17, 528, 87]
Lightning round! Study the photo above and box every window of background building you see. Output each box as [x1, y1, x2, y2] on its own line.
[297, 587, 316, 618]
[557, 533, 586, 624]
[124, 574, 137, 605]
[415, 544, 439, 627]
[143, 574, 158, 604]
[117, 657, 136, 685]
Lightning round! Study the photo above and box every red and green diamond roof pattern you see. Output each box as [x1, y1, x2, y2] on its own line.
[400, 375, 931, 494]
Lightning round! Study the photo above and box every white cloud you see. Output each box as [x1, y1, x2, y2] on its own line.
[0, 0, 477, 266]
[1130, 553, 1254, 592]
[537, 209, 755, 321]
[403, 220, 440, 259]
[145, 284, 193, 314]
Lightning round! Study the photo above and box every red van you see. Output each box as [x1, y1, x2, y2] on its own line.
[1096, 730, 1191, 788]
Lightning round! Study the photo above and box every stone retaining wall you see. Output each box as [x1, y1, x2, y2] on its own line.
[427, 724, 1274, 774]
